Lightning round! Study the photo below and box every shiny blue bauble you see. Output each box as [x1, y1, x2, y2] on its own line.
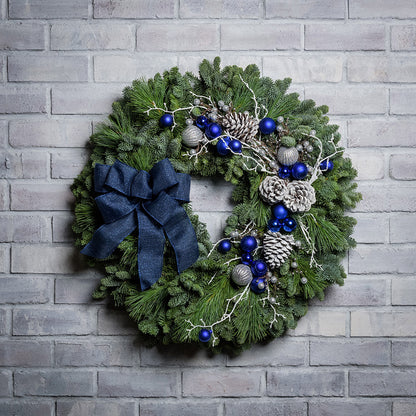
[291, 162, 308, 180]
[278, 166, 291, 179]
[216, 137, 231, 156]
[229, 139, 242, 153]
[250, 278, 267, 294]
[259, 117, 276, 135]
[268, 218, 282, 233]
[251, 260, 268, 277]
[240, 235, 257, 252]
[272, 204, 289, 220]
[241, 252, 253, 265]
[159, 113, 173, 127]
[283, 217, 297, 232]
[218, 239, 232, 253]
[320, 159, 334, 172]
[196, 115, 208, 129]
[198, 328, 212, 342]
[205, 123, 222, 139]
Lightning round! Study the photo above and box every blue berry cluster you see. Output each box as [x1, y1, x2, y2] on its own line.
[267, 204, 297, 234]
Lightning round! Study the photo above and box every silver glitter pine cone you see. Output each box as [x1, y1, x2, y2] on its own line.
[263, 231, 295, 269]
[231, 264, 253, 286]
[182, 125, 203, 148]
[283, 180, 316, 213]
[259, 176, 288, 205]
[219, 111, 259, 142]
[277, 146, 299, 166]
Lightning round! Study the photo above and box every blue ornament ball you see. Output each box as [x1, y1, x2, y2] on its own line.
[240, 235, 257, 252]
[251, 260, 268, 277]
[241, 252, 253, 265]
[205, 123, 222, 139]
[272, 204, 289, 220]
[159, 113, 173, 128]
[250, 278, 267, 294]
[283, 217, 297, 232]
[259, 117, 276, 135]
[278, 166, 291, 179]
[216, 137, 231, 156]
[320, 159, 334, 172]
[229, 139, 242, 153]
[198, 328, 212, 342]
[218, 239, 232, 253]
[196, 115, 208, 129]
[291, 162, 308, 180]
[268, 218, 282, 233]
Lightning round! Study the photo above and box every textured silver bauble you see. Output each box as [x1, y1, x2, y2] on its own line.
[277, 146, 299, 166]
[270, 276, 278, 284]
[231, 264, 253, 286]
[277, 116, 284, 123]
[182, 125, 203, 148]
[301, 277, 308, 284]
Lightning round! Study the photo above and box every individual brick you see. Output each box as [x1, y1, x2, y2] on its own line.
[350, 370, 416, 396]
[0, 371, 12, 397]
[141, 401, 221, 416]
[393, 341, 416, 366]
[14, 370, 95, 396]
[52, 85, 122, 115]
[0, 152, 48, 179]
[12, 245, 84, 274]
[8, 56, 88, 82]
[137, 23, 218, 52]
[224, 400, 307, 416]
[391, 88, 416, 115]
[0, 308, 6, 334]
[94, 0, 176, 18]
[309, 401, 391, 416]
[55, 276, 101, 304]
[350, 0, 416, 18]
[11, 183, 74, 211]
[52, 214, 74, 243]
[221, 24, 301, 51]
[348, 119, 416, 147]
[13, 307, 96, 335]
[351, 310, 416, 336]
[0, 401, 54, 416]
[55, 340, 139, 367]
[183, 369, 263, 397]
[98, 370, 179, 397]
[0, 57, 3, 82]
[390, 154, 416, 180]
[305, 24, 385, 50]
[263, 56, 343, 83]
[0, 23, 45, 50]
[349, 245, 416, 274]
[0, 180, 8, 211]
[51, 23, 135, 50]
[0, 340, 52, 366]
[0, 276, 52, 303]
[345, 150, 384, 180]
[267, 369, 345, 396]
[9, 0, 89, 19]
[310, 279, 386, 306]
[94, 55, 177, 82]
[180, 0, 261, 18]
[9, 119, 91, 148]
[0, 121, 7, 148]
[310, 340, 390, 365]
[393, 401, 416, 415]
[98, 309, 138, 335]
[348, 56, 416, 83]
[265, 0, 344, 18]
[0, 214, 50, 243]
[392, 278, 416, 305]
[190, 178, 234, 212]
[392, 25, 416, 51]
[57, 400, 136, 416]
[0, 87, 46, 114]
[0, 246, 10, 273]
[51, 149, 89, 179]
[351, 214, 388, 243]
[288, 309, 346, 336]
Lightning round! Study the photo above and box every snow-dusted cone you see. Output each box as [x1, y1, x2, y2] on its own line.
[220, 112, 259, 142]
[259, 176, 288, 205]
[283, 180, 316, 213]
[263, 231, 295, 269]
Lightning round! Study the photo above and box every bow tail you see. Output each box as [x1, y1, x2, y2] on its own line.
[81, 211, 137, 259]
[137, 209, 166, 291]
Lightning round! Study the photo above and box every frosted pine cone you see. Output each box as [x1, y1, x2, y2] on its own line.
[259, 176, 288, 205]
[219, 112, 259, 142]
[263, 231, 295, 269]
[283, 180, 316, 213]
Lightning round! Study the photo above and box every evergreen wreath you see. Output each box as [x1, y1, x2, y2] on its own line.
[72, 58, 361, 354]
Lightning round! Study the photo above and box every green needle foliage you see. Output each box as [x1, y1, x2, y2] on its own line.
[71, 58, 361, 354]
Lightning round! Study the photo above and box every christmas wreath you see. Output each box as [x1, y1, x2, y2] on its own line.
[72, 58, 361, 354]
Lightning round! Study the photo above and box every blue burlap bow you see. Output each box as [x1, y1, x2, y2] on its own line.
[81, 158, 199, 290]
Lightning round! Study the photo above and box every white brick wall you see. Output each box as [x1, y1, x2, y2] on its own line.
[0, 0, 415, 413]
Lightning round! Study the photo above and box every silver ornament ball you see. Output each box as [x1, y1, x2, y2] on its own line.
[182, 125, 203, 148]
[231, 264, 253, 286]
[230, 230, 240, 239]
[295, 240, 302, 248]
[291, 261, 298, 269]
[296, 144, 303, 152]
[266, 271, 273, 278]
[193, 98, 201, 105]
[189, 149, 197, 155]
[208, 113, 217, 121]
[217, 100, 224, 107]
[270, 276, 278, 284]
[257, 282, 265, 290]
[303, 141, 310, 147]
[269, 297, 277, 304]
[276, 125, 284, 132]
[310, 129, 316, 136]
[186, 118, 194, 126]
[277, 146, 299, 166]
[222, 105, 230, 112]
[277, 116, 284, 124]
[269, 160, 278, 169]
[301, 277, 308, 284]
[306, 145, 314, 153]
